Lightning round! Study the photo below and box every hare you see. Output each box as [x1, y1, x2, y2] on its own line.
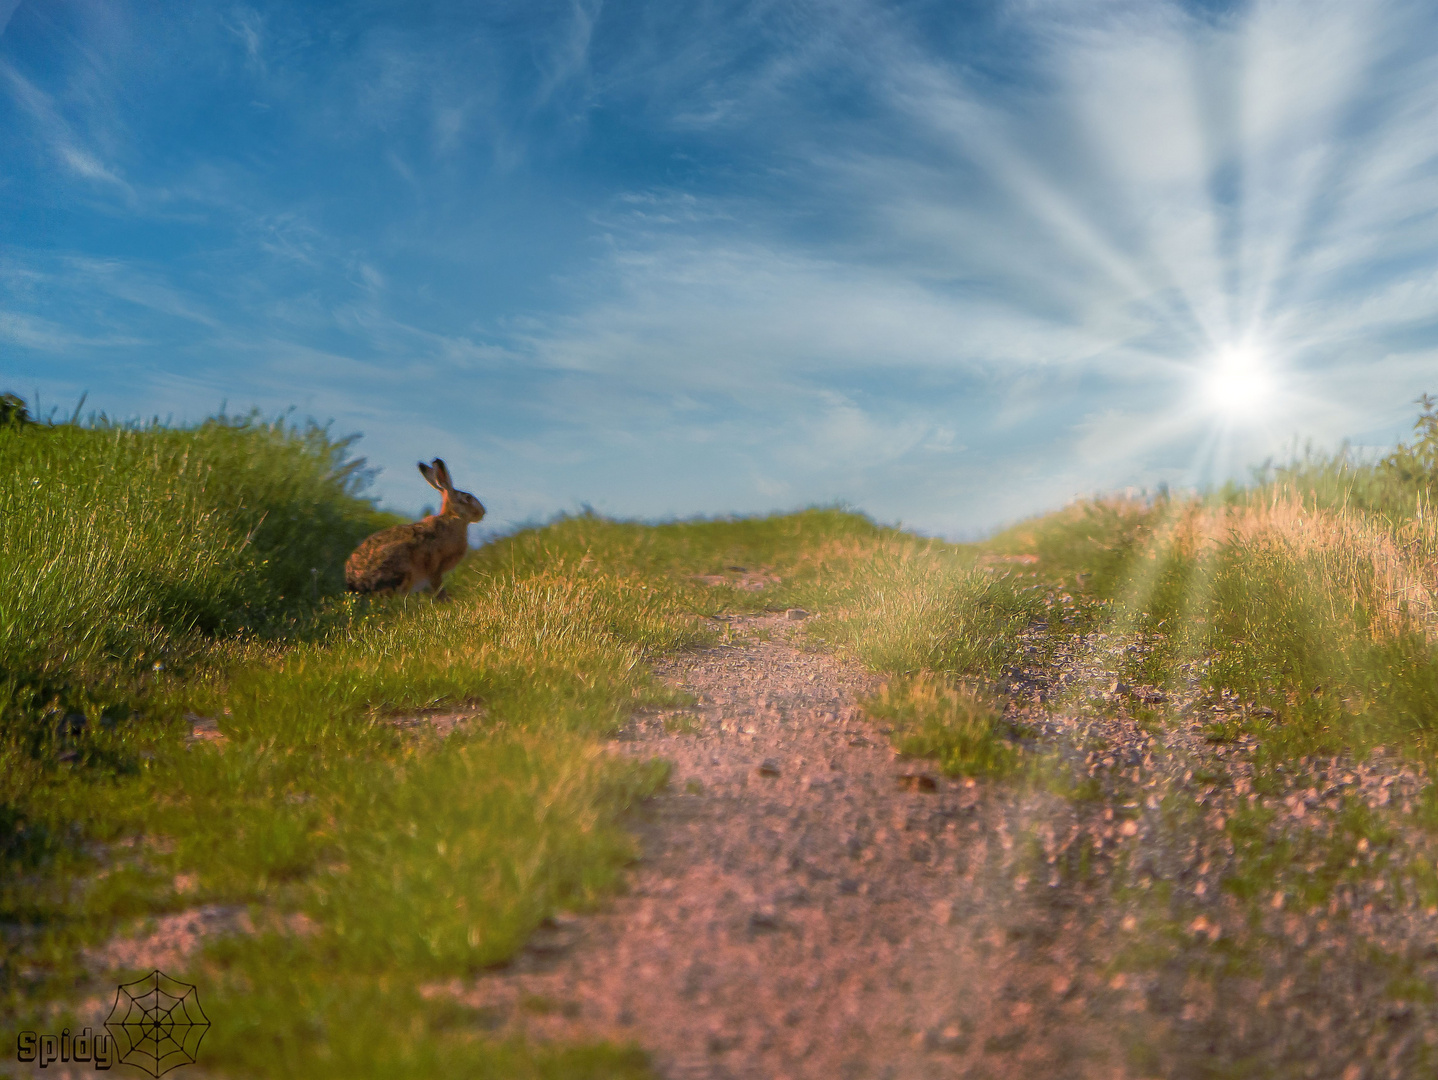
[344, 458, 486, 599]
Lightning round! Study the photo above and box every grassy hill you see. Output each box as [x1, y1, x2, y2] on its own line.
[3, 394, 1437, 1077]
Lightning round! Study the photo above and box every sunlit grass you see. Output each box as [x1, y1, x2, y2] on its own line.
[864, 675, 1020, 777]
[0, 412, 396, 741]
[2, 558, 687, 1070]
[1, 405, 1034, 1076]
[6, 394, 1438, 1076]
[0, 413, 714, 1076]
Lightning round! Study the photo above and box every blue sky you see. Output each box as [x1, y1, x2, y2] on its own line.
[4, 0, 1438, 536]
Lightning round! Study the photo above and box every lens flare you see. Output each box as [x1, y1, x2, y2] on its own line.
[1201, 346, 1276, 421]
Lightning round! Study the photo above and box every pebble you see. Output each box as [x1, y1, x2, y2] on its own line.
[440, 609, 1438, 1078]
[749, 908, 780, 931]
[897, 773, 938, 793]
[922, 1024, 970, 1052]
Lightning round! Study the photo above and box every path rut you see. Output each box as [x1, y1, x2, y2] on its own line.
[438, 614, 1124, 1079]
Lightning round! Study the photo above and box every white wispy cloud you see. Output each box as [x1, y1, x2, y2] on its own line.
[525, 0, 1438, 465]
[0, 0, 22, 39]
[5, 0, 1438, 536]
[0, 310, 144, 351]
[0, 59, 132, 193]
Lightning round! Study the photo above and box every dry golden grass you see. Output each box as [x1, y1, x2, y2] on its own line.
[1152, 491, 1438, 643]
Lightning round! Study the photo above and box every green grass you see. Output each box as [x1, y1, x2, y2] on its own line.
[0, 404, 1041, 1077]
[0, 411, 395, 737]
[6, 392, 1438, 1076]
[989, 447, 1438, 774]
[864, 675, 1021, 777]
[0, 410, 707, 1075]
[1219, 797, 1400, 911]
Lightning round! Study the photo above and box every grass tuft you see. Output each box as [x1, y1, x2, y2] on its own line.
[865, 674, 1019, 777]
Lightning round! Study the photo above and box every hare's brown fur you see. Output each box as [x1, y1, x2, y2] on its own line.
[345, 459, 485, 599]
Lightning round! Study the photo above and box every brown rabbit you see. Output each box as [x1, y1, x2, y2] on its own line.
[344, 458, 486, 599]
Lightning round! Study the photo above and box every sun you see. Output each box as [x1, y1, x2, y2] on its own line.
[1200, 345, 1277, 421]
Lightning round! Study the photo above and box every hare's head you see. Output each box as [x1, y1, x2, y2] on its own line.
[419, 458, 486, 523]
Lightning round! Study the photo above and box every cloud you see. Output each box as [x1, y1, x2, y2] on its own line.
[0, 60, 132, 193]
[530, 0, 602, 110]
[0, 310, 144, 351]
[5, 0, 1438, 536]
[226, 6, 266, 75]
[0, 0, 21, 40]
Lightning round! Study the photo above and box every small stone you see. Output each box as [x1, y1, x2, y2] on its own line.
[898, 773, 938, 793]
[758, 758, 782, 777]
[186, 713, 228, 747]
[923, 1024, 970, 1052]
[526, 932, 576, 955]
[932, 900, 955, 925]
[749, 907, 780, 930]
[706, 1032, 738, 1054]
[1385, 1001, 1414, 1024]
[785, 608, 811, 621]
[775, 885, 810, 906]
[1188, 915, 1221, 941]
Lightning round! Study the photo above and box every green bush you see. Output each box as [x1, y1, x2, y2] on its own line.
[1382, 393, 1438, 492]
[1265, 393, 1438, 522]
[0, 404, 393, 733]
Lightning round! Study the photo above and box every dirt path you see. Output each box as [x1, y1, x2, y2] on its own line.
[435, 614, 1132, 1079]
[66, 603, 1438, 1078]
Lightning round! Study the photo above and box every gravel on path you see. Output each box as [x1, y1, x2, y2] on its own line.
[433, 614, 1130, 1080]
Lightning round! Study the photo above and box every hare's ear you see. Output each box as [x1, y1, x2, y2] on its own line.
[430, 458, 453, 490]
[418, 460, 445, 491]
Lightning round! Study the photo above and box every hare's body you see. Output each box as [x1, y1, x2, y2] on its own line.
[345, 515, 470, 595]
[345, 459, 485, 599]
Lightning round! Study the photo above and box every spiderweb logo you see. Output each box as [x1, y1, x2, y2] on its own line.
[104, 969, 211, 1077]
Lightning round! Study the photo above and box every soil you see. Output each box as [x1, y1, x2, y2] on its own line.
[428, 614, 1133, 1079]
[74, 608, 1438, 1078]
[429, 611, 1438, 1080]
